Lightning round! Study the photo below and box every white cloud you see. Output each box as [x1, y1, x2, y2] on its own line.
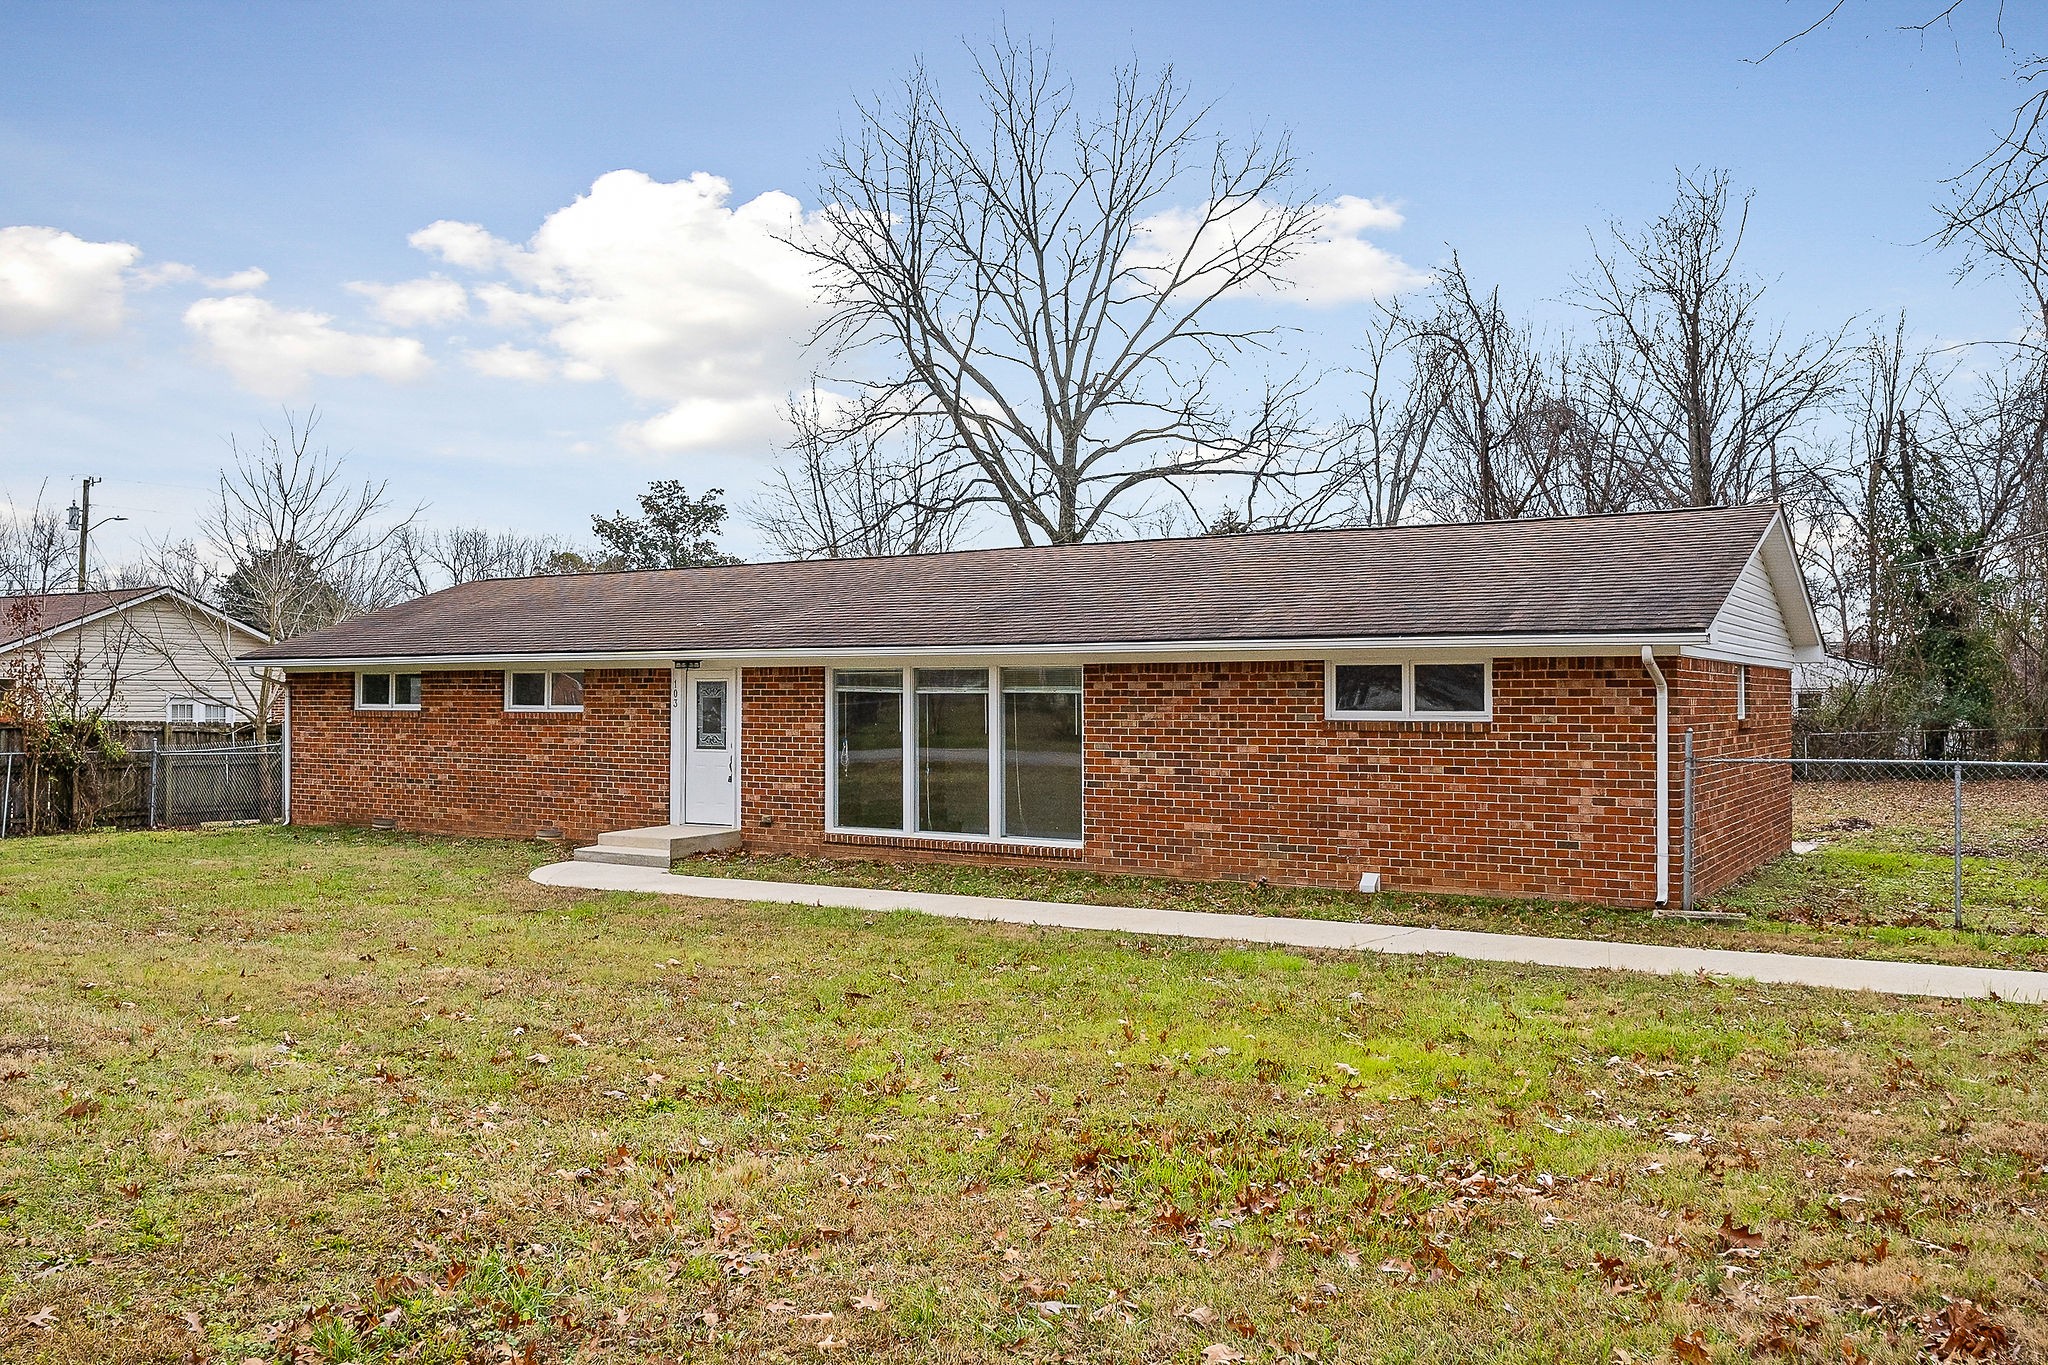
[0, 226, 143, 336]
[464, 342, 555, 381]
[207, 267, 269, 292]
[184, 295, 431, 396]
[1128, 194, 1427, 307]
[348, 275, 468, 327]
[408, 220, 506, 272]
[410, 169, 820, 452]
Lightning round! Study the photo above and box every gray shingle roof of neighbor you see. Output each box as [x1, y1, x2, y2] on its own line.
[243, 503, 1786, 662]
[0, 587, 159, 649]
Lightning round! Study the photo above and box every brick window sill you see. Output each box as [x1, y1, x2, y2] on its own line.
[823, 831, 1084, 860]
[1325, 718, 1493, 733]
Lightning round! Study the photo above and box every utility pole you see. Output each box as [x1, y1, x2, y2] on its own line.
[66, 477, 123, 591]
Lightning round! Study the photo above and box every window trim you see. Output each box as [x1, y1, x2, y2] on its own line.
[504, 669, 585, 714]
[824, 664, 1085, 848]
[1736, 664, 1749, 721]
[354, 671, 422, 712]
[1324, 659, 1493, 722]
[167, 695, 230, 724]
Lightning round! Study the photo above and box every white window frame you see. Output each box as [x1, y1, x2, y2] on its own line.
[1324, 659, 1493, 721]
[504, 669, 585, 714]
[355, 671, 421, 712]
[167, 696, 229, 724]
[1736, 664, 1749, 720]
[823, 664, 1085, 848]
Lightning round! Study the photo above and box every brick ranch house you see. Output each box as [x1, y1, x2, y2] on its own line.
[242, 503, 1822, 906]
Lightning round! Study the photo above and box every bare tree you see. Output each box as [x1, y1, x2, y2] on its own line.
[0, 484, 80, 595]
[1392, 256, 1578, 522]
[1323, 317, 1436, 527]
[751, 390, 971, 558]
[132, 410, 416, 733]
[794, 37, 1326, 545]
[391, 524, 581, 595]
[1574, 170, 1849, 508]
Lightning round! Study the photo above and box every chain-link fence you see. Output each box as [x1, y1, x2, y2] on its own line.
[0, 743, 283, 838]
[1795, 725, 2048, 762]
[1684, 735, 2048, 929]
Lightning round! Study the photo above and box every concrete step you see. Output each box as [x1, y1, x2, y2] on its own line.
[593, 824, 741, 859]
[571, 844, 674, 869]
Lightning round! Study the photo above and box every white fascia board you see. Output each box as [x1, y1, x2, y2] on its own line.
[246, 631, 1710, 672]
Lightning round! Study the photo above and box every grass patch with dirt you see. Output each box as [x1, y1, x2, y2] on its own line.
[2, 825, 2046, 1363]
[677, 781, 2048, 971]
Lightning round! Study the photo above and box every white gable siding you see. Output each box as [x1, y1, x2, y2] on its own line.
[13, 597, 267, 723]
[1706, 552, 1795, 665]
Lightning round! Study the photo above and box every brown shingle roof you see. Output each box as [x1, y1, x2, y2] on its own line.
[245, 504, 1784, 663]
[0, 587, 159, 649]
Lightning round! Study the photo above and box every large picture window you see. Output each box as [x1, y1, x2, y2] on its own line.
[830, 666, 1084, 843]
[1325, 660, 1491, 720]
[1001, 667, 1083, 840]
[833, 671, 904, 831]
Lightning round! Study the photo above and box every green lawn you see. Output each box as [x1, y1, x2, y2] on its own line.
[2, 826, 2045, 1363]
[678, 781, 2048, 971]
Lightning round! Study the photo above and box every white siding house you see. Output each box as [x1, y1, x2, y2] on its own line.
[0, 587, 270, 726]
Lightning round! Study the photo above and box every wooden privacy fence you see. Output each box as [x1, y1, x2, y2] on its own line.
[0, 743, 284, 838]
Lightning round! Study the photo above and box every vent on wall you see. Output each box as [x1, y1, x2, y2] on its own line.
[371, 817, 396, 831]
[535, 826, 564, 841]
[1357, 872, 1382, 893]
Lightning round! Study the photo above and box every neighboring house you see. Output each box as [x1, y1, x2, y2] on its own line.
[243, 504, 1823, 906]
[0, 586, 270, 730]
[1792, 653, 1883, 715]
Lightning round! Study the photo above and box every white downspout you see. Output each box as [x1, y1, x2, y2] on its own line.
[1640, 646, 1669, 905]
[280, 677, 292, 825]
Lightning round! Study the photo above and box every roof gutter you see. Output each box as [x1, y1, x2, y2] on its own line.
[1640, 646, 1670, 906]
[239, 629, 1714, 671]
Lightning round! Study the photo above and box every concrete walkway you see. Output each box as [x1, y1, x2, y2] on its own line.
[529, 861, 2048, 1004]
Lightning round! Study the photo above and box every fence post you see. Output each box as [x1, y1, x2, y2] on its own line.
[0, 752, 11, 840]
[1681, 729, 1695, 914]
[1953, 760, 1965, 933]
[147, 747, 159, 830]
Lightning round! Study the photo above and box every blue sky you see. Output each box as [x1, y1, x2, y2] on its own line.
[0, 0, 2033, 564]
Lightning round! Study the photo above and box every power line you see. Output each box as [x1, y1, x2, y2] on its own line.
[1893, 525, 2048, 572]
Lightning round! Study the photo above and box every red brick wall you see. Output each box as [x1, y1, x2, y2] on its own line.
[287, 669, 670, 843]
[287, 657, 1793, 905]
[735, 657, 1791, 906]
[1077, 659, 1655, 900]
[740, 667, 828, 847]
[1671, 659, 1794, 898]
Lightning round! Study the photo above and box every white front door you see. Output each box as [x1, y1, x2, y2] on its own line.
[680, 669, 738, 827]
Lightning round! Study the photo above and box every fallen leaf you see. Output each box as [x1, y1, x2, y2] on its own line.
[1672, 1329, 1710, 1365]
[1717, 1214, 1765, 1251]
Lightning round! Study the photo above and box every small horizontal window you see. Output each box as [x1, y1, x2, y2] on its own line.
[1327, 660, 1491, 720]
[506, 670, 585, 713]
[356, 672, 421, 711]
